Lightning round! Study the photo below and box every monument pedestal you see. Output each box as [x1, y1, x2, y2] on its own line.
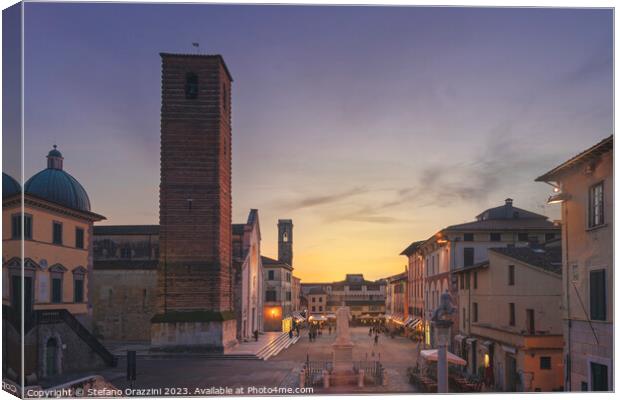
[332, 343, 354, 373]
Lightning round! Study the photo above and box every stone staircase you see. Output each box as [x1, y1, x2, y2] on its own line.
[256, 333, 300, 360]
[111, 332, 300, 361]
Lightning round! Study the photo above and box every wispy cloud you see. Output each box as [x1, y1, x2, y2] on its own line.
[278, 186, 368, 210]
[377, 126, 559, 211]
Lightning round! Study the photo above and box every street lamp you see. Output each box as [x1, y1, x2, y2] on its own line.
[431, 291, 455, 393]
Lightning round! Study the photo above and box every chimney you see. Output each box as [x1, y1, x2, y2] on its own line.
[505, 198, 513, 206]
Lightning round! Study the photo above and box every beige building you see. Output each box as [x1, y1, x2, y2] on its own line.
[232, 209, 264, 341]
[2, 147, 113, 384]
[536, 135, 613, 391]
[307, 287, 327, 315]
[385, 271, 408, 329]
[302, 274, 386, 319]
[407, 199, 560, 347]
[454, 246, 564, 392]
[291, 276, 301, 313]
[401, 241, 425, 323]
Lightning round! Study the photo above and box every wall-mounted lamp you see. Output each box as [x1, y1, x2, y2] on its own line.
[547, 192, 571, 204]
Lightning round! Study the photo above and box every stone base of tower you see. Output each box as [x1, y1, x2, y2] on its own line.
[150, 313, 237, 352]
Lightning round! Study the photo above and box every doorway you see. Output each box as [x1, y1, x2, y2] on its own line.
[505, 354, 517, 392]
[46, 338, 59, 377]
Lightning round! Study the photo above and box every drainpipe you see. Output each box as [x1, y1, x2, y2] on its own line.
[564, 200, 571, 391]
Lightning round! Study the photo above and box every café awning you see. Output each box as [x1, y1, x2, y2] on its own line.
[420, 349, 467, 366]
[406, 318, 421, 329]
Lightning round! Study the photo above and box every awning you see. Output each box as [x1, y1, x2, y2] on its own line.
[420, 349, 467, 366]
[390, 314, 405, 325]
[407, 318, 421, 329]
[309, 315, 327, 322]
[292, 312, 306, 321]
[403, 317, 413, 326]
[326, 313, 337, 319]
[454, 334, 466, 344]
[466, 337, 477, 345]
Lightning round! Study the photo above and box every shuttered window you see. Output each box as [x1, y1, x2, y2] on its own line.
[590, 270, 606, 321]
[588, 182, 604, 228]
[464, 248, 474, 267]
[590, 362, 608, 391]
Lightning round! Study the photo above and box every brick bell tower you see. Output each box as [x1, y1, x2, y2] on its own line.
[277, 219, 293, 267]
[151, 53, 236, 351]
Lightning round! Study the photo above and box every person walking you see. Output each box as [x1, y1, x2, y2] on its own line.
[374, 334, 379, 346]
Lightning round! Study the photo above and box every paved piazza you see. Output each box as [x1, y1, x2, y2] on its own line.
[98, 327, 420, 395]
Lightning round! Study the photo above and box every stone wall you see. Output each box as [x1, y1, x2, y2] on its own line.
[150, 319, 237, 351]
[90, 269, 157, 341]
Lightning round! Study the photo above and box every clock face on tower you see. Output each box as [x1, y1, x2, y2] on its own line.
[283, 232, 288, 242]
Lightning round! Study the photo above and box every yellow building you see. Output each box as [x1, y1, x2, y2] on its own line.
[536, 135, 613, 391]
[2, 147, 112, 384]
[454, 246, 564, 392]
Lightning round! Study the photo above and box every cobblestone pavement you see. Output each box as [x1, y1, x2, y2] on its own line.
[272, 326, 421, 393]
[90, 327, 420, 395]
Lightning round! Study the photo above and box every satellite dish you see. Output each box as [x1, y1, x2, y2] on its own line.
[40, 259, 48, 269]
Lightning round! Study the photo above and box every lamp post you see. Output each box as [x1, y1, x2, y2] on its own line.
[431, 291, 455, 393]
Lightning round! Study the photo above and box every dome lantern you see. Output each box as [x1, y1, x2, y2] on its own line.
[25, 146, 91, 212]
[47, 145, 64, 170]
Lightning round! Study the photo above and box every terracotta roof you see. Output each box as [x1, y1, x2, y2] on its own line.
[261, 256, 292, 270]
[475, 199, 547, 221]
[536, 135, 613, 182]
[453, 260, 489, 273]
[386, 271, 408, 282]
[94, 225, 159, 235]
[490, 246, 562, 275]
[400, 240, 425, 256]
[445, 218, 559, 232]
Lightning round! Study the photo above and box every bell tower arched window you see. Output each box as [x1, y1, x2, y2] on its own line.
[185, 72, 199, 99]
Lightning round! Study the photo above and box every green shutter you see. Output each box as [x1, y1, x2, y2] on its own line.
[590, 270, 606, 321]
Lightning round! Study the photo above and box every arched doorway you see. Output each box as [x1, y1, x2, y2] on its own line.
[46, 338, 59, 377]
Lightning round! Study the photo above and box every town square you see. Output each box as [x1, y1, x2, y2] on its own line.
[1, 1, 615, 397]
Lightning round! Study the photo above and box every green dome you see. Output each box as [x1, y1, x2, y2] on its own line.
[2, 173, 21, 199]
[24, 146, 91, 212]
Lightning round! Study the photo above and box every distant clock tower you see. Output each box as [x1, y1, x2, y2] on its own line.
[151, 53, 236, 351]
[278, 219, 293, 267]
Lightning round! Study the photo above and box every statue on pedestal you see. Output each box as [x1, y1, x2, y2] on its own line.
[334, 306, 352, 346]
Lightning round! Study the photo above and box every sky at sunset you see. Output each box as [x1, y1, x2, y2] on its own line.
[4, 3, 613, 282]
